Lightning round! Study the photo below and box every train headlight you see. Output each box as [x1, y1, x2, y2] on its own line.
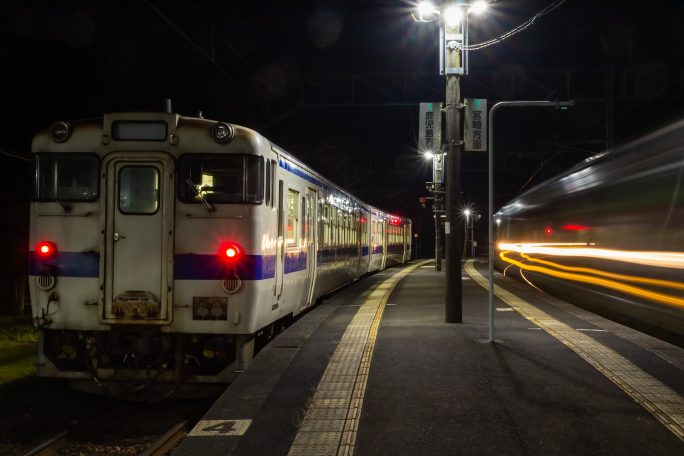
[210, 122, 234, 143]
[49, 121, 71, 143]
[36, 241, 57, 258]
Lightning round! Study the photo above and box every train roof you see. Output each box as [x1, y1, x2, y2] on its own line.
[32, 111, 411, 224]
[497, 117, 684, 217]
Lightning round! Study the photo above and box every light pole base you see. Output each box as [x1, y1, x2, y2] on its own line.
[477, 338, 504, 344]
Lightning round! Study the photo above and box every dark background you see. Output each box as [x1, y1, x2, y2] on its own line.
[3, 0, 684, 313]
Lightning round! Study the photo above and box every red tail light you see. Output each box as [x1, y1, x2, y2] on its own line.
[545, 226, 553, 235]
[36, 241, 57, 257]
[218, 243, 242, 262]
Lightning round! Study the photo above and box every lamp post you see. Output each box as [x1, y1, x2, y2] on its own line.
[487, 100, 573, 342]
[415, 0, 488, 323]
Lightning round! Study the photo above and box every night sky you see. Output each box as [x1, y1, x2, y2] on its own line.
[2, 0, 684, 285]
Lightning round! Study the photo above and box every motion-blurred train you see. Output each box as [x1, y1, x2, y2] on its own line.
[495, 119, 684, 346]
[29, 106, 411, 395]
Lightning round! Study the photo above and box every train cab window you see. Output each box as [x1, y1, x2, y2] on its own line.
[287, 189, 299, 245]
[118, 166, 159, 214]
[179, 154, 264, 204]
[33, 153, 99, 202]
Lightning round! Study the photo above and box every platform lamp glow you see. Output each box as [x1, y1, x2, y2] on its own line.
[413, 1, 489, 323]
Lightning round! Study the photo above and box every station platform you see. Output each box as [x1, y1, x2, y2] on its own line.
[173, 259, 684, 455]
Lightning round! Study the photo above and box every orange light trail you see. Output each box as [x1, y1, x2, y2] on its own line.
[499, 243, 684, 269]
[518, 253, 684, 292]
[499, 250, 684, 310]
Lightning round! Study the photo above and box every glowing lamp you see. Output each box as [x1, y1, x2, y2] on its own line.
[36, 241, 57, 257]
[417, 1, 438, 21]
[218, 243, 242, 262]
[469, 1, 488, 15]
[444, 6, 463, 26]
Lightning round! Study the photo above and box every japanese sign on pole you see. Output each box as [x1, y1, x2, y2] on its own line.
[419, 102, 442, 154]
[464, 98, 487, 151]
[419, 102, 443, 183]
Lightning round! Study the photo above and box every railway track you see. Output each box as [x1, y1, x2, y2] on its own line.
[22, 396, 208, 456]
[24, 420, 189, 456]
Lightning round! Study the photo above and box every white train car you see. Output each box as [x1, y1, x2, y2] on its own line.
[28, 108, 411, 393]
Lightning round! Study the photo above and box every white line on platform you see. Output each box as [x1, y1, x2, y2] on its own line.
[464, 259, 684, 442]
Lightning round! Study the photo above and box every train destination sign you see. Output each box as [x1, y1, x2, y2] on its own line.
[465, 98, 487, 152]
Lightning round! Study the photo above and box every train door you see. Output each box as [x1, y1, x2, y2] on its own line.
[275, 179, 284, 300]
[102, 153, 174, 324]
[381, 220, 387, 270]
[302, 188, 318, 308]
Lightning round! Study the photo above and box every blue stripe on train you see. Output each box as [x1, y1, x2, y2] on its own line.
[29, 246, 380, 280]
[174, 254, 277, 280]
[29, 252, 100, 278]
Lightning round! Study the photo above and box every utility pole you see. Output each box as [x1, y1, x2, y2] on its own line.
[443, 7, 465, 323]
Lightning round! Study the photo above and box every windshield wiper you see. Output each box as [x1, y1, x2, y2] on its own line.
[47, 188, 72, 212]
[186, 179, 215, 213]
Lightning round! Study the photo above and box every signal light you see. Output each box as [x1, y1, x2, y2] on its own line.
[218, 243, 242, 262]
[36, 241, 57, 257]
[545, 226, 553, 235]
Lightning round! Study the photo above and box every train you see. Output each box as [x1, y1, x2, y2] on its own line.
[28, 106, 411, 396]
[494, 119, 684, 346]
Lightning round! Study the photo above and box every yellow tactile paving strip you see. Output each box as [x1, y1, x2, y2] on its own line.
[465, 259, 684, 441]
[288, 261, 431, 456]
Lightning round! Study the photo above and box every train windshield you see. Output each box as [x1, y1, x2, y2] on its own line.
[179, 154, 264, 204]
[33, 153, 99, 202]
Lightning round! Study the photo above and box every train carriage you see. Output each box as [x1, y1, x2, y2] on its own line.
[29, 107, 411, 393]
[494, 119, 684, 345]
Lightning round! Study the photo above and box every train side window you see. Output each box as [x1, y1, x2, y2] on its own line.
[270, 160, 276, 207]
[301, 196, 307, 243]
[264, 159, 276, 207]
[323, 204, 330, 246]
[287, 189, 299, 245]
[278, 180, 284, 238]
[332, 209, 338, 246]
[265, 159, 271, 206]
[346, 213, 351, 245]
[318, 202, 324, 243]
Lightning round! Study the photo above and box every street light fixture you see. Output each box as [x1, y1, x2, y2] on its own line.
[443, 6, 464, 26]
[416, 1, 439, 21]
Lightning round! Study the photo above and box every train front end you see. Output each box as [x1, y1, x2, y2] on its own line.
[29, 112, 275, 395]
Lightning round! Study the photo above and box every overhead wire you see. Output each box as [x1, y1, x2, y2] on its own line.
[142, 0, 267, 110]
[0, 148, 30, 162]
[466, 0, 570, 51]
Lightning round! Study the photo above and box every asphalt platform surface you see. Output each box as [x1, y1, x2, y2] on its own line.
[174, 259, 684, 455]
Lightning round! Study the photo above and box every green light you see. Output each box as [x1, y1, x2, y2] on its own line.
[428, 103, 433, 110]
[473, 99, 481, 108]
